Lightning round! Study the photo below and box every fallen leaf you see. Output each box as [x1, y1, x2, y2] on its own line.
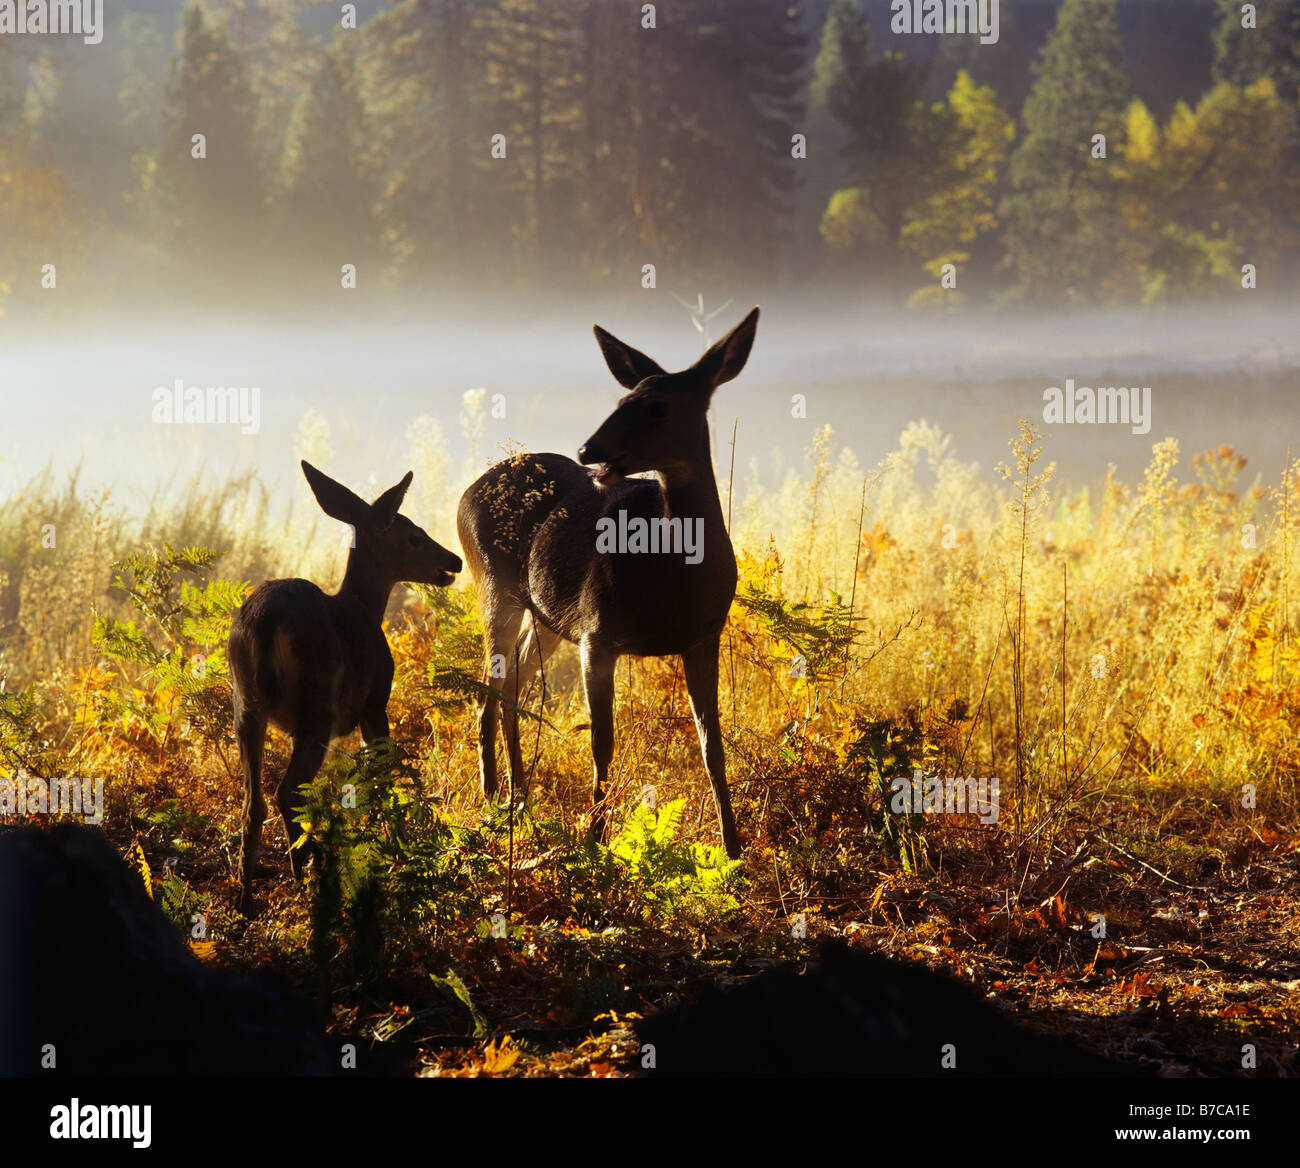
[481, 1036, 520, 1074]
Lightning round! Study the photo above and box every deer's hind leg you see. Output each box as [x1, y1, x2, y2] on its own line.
[580, 636, 618, 844]
[478, 598, 526, 800]
[276, 724, 330, 880]
[502, 612, 562, 799]
[235, 706, 268, 915]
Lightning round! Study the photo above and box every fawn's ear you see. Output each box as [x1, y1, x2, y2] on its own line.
[301, 461, 369, 526]
[593, 325, 667, 389]
[371, 470, 414, 529]
[692, 306, 759, 392]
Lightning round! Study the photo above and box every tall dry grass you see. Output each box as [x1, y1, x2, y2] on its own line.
[1, 396, 1296, 864]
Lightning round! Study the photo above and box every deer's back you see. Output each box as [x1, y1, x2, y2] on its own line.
[458, 453, 736, 655]
[227, 578, 390, 738]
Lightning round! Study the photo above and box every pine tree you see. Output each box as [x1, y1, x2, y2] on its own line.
[279, 32, 381, 281]
[479, 0, 591, 286]
[154, 5, 267, 282]
[1001, 0, 1131, 305]
[930, 0, 1033, 117]
[812, 0, 871, 112]
[690, 0, 808, 283]
[604, 0, 807, 290]
[813, 0, 944, 285]
[203, 0, 321, 176]
[1213, 0, 1300, 108]
[1212, 0, 1300, 282]
[362, 0, 504, 287]
[0, 44, 22, 140]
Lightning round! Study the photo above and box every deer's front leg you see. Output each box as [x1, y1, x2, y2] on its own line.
[580, 636, 617, 843]
[682, 636, 742, 859]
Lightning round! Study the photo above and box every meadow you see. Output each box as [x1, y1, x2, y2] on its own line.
[1, 389, 1297, 1077]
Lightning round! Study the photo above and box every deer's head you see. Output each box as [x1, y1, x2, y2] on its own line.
[579, 307, 759, 487]
[301, 461, 462, 586]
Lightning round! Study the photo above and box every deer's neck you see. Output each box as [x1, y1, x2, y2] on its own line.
[336, 549, 397, 624]
[654, 435, 731, 557]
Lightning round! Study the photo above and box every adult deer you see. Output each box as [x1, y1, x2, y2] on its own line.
[457, 307, 758, 858]
[229, 462, 462, 914]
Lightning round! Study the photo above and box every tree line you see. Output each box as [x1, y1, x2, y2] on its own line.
[0, 0, 1297, 312]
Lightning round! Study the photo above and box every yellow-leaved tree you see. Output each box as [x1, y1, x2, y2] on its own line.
[901, 70, 1014, 310]
[0, 137, 81, 320]
[1116, 79, 1296, 303]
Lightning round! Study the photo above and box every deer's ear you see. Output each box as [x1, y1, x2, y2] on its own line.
[593, 325, 667, 389]
[371, 470, 414, 529]
[302, 461, 369, 526]
[692, 306, 759, 391]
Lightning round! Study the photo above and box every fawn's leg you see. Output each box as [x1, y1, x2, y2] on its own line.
[276, 726, 329, 880]
[235, 708, 268, 914]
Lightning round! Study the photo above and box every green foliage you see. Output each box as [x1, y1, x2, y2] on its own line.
[845, 717, 934, 874]
[811, 0, 871, 112]
[142, 798, 216, 855]
[609, 798, 743, 926]
[156, 868, 207, 936]
[2, 0, 1295, 310]
[1140, 223, 1238, 304]
[297, 739, 494, 982]
[820, 187, 884, 257]
[0, 687, 55, 779]
[92, 545, 243, 757]
[428, 968, 490, 1038]
[529, 816, 627, 928]
[407, 581, 548, 726]
[734, 575, 861, 687]
[525, 800, 743, 931]
[1116, 79, 1295, 291]
[828, 49, 941, 270]
[1213, 0, 1300, 112]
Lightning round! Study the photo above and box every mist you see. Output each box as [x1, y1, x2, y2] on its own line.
[4, 298, 1295, 519]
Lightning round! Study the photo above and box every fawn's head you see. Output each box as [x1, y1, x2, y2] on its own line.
[301, 461, 462, 586]
[579, 307, 759, 487]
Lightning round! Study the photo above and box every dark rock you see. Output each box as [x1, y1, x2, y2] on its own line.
[636, 940, 1147, 1077]
[0, 824, 360, 1076]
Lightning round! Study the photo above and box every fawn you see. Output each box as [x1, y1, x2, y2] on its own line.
[229, 461, 461, 913]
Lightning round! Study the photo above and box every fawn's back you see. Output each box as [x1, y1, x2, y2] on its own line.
[228, 579, 392, 740]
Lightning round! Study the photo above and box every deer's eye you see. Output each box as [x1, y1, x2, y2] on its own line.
[646, 399, 670, 420]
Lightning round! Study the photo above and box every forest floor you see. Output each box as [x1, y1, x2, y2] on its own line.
[134, 769, 1300, 1079]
